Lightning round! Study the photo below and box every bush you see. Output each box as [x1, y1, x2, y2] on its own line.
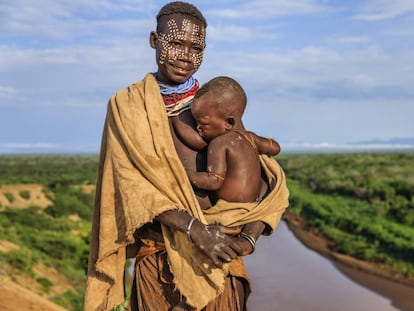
[4, 248, 38, 273]
[19, 190, 31, 199]
[36, 276, 53, 292]
[4, 192, 14, 203]
[45, 187, 93, 221]
[53, 289, 84, 311]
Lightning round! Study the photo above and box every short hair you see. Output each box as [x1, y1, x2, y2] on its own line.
[156, 1, 207, 31]
[195, 76, 247, 117]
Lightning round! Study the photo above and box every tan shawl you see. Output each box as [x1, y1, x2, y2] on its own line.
[84, 73, 289, 310]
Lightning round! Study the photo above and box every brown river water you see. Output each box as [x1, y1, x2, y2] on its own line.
[127, 220, 414, 310]
[244, 221, 414, 311]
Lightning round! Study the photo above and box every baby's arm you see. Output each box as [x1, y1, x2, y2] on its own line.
[249, 131, 281, 156]
[171, 115, 208, 150]
[186, 138, 227, 191]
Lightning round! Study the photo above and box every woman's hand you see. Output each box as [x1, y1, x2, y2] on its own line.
[189, 221, 242, 268]
[232, 236, 254, 256]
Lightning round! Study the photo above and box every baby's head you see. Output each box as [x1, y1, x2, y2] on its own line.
[192, 76, 247, 141]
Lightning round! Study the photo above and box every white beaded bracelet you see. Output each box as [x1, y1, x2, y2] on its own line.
[240, 232, 256, 253]
[186, 218, 196, 242]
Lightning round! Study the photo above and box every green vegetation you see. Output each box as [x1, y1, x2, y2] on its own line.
[1, 152, 413, 310]
[19, 190, 31, 199]
[36, 276, 53, 292]
[0, 154, 98, 187]
[0, 155, 97, 311]
[4, 192, 14, 203]
[279, 152, 414, 279]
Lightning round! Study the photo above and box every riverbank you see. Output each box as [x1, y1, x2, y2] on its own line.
[283, 212, 414, 311]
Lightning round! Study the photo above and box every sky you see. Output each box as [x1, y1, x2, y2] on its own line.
[1, 0, 414, 154]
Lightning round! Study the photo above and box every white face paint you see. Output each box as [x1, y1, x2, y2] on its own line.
[157, 17, 205, 70]
[213, 243, 225, 253]
[215, 231, 225, 239]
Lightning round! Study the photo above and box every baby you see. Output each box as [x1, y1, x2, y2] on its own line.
[172, 76, 280, 311]
[185, 76, 280, 205]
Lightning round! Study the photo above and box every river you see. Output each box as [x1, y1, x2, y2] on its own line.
[244, 221, 414, 311]
[126, 220, 414, 310]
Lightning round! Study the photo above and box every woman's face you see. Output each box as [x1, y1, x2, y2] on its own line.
[152, 14, 206, 85]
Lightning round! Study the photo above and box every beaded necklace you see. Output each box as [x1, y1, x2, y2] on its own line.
[153, 73, 199, 117]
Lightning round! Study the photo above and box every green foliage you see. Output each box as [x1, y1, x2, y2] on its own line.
[111, 301, 129, 311]
[2, 152, 414, 310]
[0, 154, 98, 311]
[285, 154, 414, 279]
[45, 186, 94, 221]
[36, 276, 53, 292]
[1, 206, 74, 232]
[0, 154, 99, 186]
[4, 192, 14, 203]
[1, 247, 40, 273]
[53, 290, 84, 311]
[281, 152, 414, 225]
[19, 190, 31, 199]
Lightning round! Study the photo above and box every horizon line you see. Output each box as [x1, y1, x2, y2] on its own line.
[1, 141, 414, 155]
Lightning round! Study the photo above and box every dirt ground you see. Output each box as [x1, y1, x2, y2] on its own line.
[0, 184, 53, 210]
[0, 184, 75, 311]
[0, 277, 68, 311]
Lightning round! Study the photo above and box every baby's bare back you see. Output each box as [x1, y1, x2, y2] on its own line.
[210, 131, 263, 203]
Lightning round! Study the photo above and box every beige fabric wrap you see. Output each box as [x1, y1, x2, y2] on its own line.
[204, 156, 289, 232]
[83, 73, 289, 310]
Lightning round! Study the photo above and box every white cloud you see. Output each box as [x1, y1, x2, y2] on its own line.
[208, 25, 255, 42]
[353, 0, 414, 21]
[244, 95, 414, 144]
[200, 43, 414, 143]
[203, 44, 414, 98]
[0, 40, 153, 107]
[207, 0, 328, 19]
[207, 23, 282, 43]
[0, 85, 17, 100]
[1, 0, 414, 150]
[1, 0, 155, 39]
[325, 35, 371, 46]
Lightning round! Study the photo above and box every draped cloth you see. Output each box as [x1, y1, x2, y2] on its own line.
[204, 156, 289, 233]
[83, 73, 289, 311]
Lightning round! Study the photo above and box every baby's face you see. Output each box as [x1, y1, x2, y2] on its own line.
[192, 96, 227, 141]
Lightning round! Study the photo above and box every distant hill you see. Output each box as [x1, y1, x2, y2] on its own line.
[282, 137, 414, 153]
[354, 137, 414, 146]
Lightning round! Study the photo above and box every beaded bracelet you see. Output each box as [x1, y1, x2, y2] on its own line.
[186, 217, 196, 242]
[240, 232, 256, 253]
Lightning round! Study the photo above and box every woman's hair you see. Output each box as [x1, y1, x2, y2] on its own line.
[156, 1, 207, 31]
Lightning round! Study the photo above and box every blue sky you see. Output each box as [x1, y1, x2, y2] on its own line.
[1, 0, 414, 153]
